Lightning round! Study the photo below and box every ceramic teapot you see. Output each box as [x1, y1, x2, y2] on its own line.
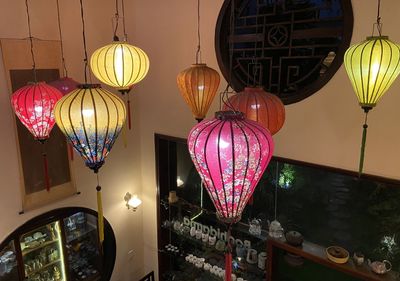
[368, 259, 392, 274]
[268, 220, 284, 239]
[248, 219, 262, 236]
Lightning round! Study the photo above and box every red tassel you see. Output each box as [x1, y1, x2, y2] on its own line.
[42, 153, 50, 192]
[127, 97, 132, 130]
[68, 143, 74, 161]
[248, 195, 254, 205]
[225, 252, 232, 281]
[225, 226, 232, 281]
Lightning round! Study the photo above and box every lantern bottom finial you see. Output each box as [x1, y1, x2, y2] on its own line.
[216, 213, 242, 225]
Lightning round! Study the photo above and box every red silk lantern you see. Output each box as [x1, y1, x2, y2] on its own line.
[11, 82, 62, 142]
[11, 82, 62, 191]
[49, 77, 79, 95]
[49, 77, 80, 160]
[188, 111, 274, 281]
[224, 87, 285, 135]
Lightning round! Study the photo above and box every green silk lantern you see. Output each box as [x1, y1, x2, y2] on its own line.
[344, 2, 400, 174]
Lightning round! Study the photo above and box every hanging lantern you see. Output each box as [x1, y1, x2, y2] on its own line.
[49, 77, 79, 95]
[188, 111, 273, 281]
[344, 36, 400, 174]
[90, 41, 149, 130]
[90, 42, 149, 92]
[11, 82, 62, 141]
[54, 84, 126, 173]
[11, 82, 62, 191]
[177, 64, 220, 122]
[344, 36, 400, 109]
[188, 111, 274, 223]
[224, 87, 285, 135]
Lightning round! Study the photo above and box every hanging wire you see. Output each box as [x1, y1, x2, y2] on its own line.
[56, 0, 68, 77]
[251, 1, 261, 86]
[195, 0, 202, 64]
[121, 0, 128, 41]
[79, 0, 89, 83]
[25, 0, 37, 82]
[113, 0, 120, 40]
[372, 0, 383, 36]
[275, 161, 279, 220]
[220, 0, 237, 112]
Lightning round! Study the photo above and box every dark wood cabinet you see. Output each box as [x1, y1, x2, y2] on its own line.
[267, 238, 399, 281]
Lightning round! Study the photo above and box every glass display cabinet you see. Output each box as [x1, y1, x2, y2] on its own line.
[0, 241, 19, 281]
[156, 134, 400, 281]
[63, 212, 100, 281]
[20, 221, 65, 281]
[0, 207, 115, 281]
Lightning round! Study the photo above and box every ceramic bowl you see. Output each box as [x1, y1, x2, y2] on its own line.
[326, 246, 349, 264]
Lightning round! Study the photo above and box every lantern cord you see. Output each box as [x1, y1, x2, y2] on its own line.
[113, 0, 120, 41]
[25, 0, 37, 82]
[195, 0, 202, 64]
[373, 0, 383, 36]
[358, 112, 369, 176]
[251, 1, 260, 87]
[121, 0, 128, 41]
[41, 144, 51, 192]
[225, 224, 233, 281]
[228, 0, 235, 89]
[79, 0, 89, 84]
[275, 161, 279, 220]
[56, 0, 68, 77]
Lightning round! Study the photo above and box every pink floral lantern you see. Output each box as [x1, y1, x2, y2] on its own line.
[11, 82, 62, 191]
[49, 77, 79, 95]
[11, 82, 62, 142]
[188, 110, 274, 281]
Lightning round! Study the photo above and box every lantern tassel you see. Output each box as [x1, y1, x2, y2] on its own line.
[358, 111, 369, 176]
[41, 144, 51, 192]
[96, 185, 104, 246]
[68, 143, 74, 161]
[225, 225, 232, 281]
[127, 95, 132, 130]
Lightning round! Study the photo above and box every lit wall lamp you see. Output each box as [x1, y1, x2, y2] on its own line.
[124, 192, 142, 211]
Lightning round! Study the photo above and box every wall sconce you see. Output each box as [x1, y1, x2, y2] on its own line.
[124, 192, 142, 211]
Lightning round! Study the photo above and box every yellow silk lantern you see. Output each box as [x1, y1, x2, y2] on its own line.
[344, 35, 400, 174]
[54, 84, 126, 173]
[344, 36, 400, 109]
[177, 63, 220, 122]
[90, 42, 149, 92]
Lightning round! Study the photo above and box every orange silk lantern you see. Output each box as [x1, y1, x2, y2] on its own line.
[224, 87, 285, 135]
[177, 64, 220, 122]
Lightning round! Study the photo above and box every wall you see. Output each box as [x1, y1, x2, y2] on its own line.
[131, 0, 400, 279]
[1, 1, 400, 280]
[0, 1, 144, 281]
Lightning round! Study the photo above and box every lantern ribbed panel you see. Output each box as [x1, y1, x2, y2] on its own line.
[11, 82, 62, 141]
[188, 111, 274, 223]
[344, 36, 400, 108]
[177, 63, 220, 121]
[54, 85, 126, 172]
[49, 77, 80, 95]
[224, 87, 285, 135]
[90, 42, 150, 90]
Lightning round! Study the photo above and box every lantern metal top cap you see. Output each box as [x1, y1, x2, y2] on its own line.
[215, 110, 245, 121]
[366, 35, 389, 41]
[78, 84, 101, 89]
[191, 63, 207, 67]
